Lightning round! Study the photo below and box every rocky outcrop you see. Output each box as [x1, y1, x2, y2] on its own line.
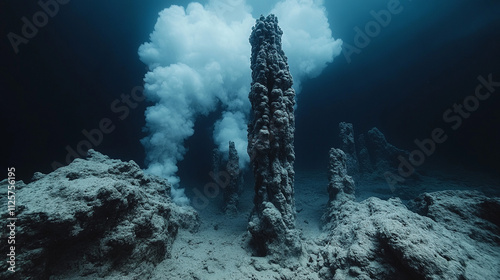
[224, 141, 240, 214]
[326, 148, 355, 204]
[338, 122, 359, 174]
[340, 125, 417, 187]
[247, 14, 301, 258]
[409, 190, 500, 245]
[319, 190, 500, 279]
[363, 127, 409, 172]
[322, 148, 356, 227]
[358, 127, 421, 192]
[0, 150, 199, 280]
[338, 125, 411, 177]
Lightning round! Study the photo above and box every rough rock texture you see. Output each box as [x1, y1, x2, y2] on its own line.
[338, 122, 359, 174]
[0, 150, 199, 280]
[409, 190, 500, 245]
[224, 141, 240, 214]
[326, 148, 355, 204]
[247, 14, 301, 258]
[319, 191, 500, 279]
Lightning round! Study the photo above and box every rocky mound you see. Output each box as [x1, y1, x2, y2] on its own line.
[318, 191, 500, 279]
[0, 150, 199, 280]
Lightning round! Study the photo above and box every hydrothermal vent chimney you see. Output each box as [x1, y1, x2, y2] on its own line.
[247, 14, 301, 258]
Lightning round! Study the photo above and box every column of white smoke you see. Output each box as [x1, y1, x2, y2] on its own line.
[138, 0, 342, 205]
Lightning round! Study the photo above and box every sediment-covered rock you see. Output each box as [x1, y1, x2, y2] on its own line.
[326, 148, 355, 204]
[0, 150, 199, 280]
[320, 190, 500, 279]
[338, 122, 359, 174]
[322, 148, 356, 227]
[247, 14, 301, 258]
[409, 190, 500, 245]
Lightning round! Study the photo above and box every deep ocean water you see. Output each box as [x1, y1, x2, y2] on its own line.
[1, 0, 500, 279]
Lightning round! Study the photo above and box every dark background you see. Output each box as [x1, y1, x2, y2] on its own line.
[1, 0, 499, 183]
[296, 0, 500, 174]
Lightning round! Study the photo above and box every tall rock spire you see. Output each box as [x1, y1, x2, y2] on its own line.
[247, 14, 301, 258]
[224, 141, 240, 214]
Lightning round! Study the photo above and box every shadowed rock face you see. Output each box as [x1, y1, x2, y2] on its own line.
[247, 14, 301, 258]
[364, 127, 409, 172]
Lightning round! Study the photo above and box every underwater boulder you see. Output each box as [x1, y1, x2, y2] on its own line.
[0, 150, 199, 279]
[321, 192, 500, 279]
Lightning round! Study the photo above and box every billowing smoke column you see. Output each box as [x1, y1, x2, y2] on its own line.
[138, 1, 254, 204]
[138, 0, 342, 204]
[247, 14, 301, 258]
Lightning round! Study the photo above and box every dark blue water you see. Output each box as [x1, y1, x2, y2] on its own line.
[1, 0, 499, 187]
